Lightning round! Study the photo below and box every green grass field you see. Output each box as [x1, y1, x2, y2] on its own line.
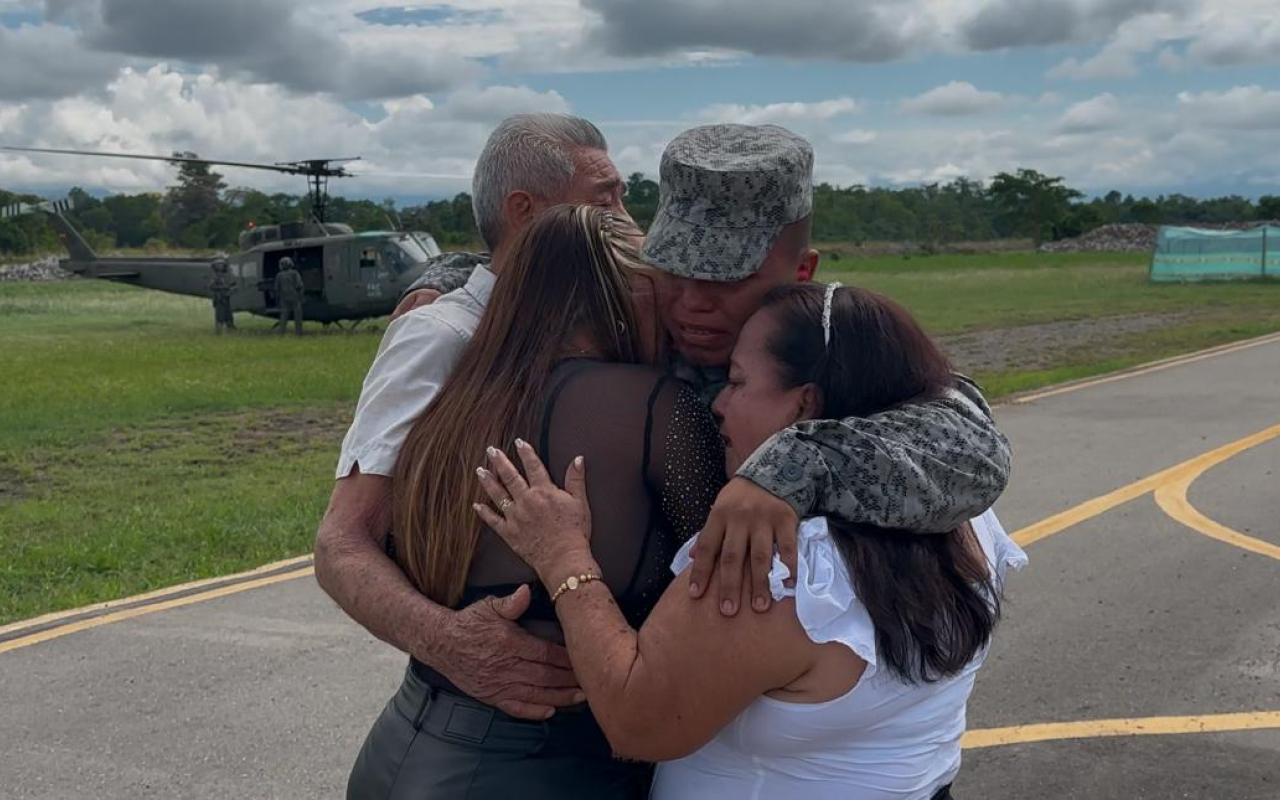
[3, 252, 1279, 623]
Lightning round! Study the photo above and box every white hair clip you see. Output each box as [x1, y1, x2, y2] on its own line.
[822, 281, 841, 347]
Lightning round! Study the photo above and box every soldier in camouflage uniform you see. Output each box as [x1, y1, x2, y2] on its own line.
[207, 256, 236, 335]
[274, 256, 305, 336]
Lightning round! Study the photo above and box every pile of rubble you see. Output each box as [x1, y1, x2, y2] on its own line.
[1039, 224, 1157, 253]
[0, 256, 73, 282]
[1041, 220, 1280, 253]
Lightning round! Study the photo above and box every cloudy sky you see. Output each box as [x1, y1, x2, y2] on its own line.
[2, 0, 1279, 201]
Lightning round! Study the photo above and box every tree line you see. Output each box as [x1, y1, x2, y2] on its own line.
[4, 162, 1280, 256]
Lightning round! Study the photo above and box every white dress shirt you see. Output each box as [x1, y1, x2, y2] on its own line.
[335, 267, 495, 478]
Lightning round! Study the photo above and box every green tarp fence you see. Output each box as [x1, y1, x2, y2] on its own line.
[1151, 225, 1280, 282]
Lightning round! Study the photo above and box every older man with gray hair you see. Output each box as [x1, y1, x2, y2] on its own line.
[316, 114, 630, 725]
[390, 113, 630, 317]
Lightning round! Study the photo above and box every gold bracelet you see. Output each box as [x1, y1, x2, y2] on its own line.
[551, 572, 603, 603]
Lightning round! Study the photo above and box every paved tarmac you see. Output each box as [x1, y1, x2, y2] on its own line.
[2, 334, 1278, 799]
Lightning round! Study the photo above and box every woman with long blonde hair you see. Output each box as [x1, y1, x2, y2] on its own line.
[347, 204, 726, 799]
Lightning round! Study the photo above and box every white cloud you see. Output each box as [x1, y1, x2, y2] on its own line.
[1186, 14, 1280, 65]
[1057, 93, 1126, 132]
[832, 128, 877, 145]
[444, 86, 570, 123]
[960, 0, 1191, 50]
[900, 82, 1010, 116]
[1048, 49, 1140, 80]
[1175, 86, 1280, 129]
[694, 97, 858, 125]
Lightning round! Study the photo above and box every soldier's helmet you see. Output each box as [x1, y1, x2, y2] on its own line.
[210, 256, 229, 272]
[279, 256, 295, 269]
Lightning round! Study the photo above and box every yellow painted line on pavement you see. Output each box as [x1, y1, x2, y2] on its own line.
[0, 566, 314, 655]
[1011, 422, 1280, 548]
[963, 710, 1280, 749]
[1155, 466, 1280, 563]
[0, 553, 314, 639]
[1008, 330, 1280, 405]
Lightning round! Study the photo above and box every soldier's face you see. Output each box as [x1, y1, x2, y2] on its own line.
[655, 235, 817, 367]
[711, 308, 816, 473]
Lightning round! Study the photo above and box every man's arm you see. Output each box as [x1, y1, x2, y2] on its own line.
[690, 378, 1011, 614]
[314, 471, 581, 720]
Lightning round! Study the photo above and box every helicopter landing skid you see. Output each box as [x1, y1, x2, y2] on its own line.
[325, 319, 366, 334]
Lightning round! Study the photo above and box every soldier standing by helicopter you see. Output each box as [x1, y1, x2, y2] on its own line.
[208, 256, 237, 335]
[274, 256, 305, 336]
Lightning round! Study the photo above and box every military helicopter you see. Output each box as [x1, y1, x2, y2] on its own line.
[0, 146, 444, 328]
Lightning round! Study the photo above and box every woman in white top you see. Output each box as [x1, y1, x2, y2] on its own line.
[475, 282, 1027, 800]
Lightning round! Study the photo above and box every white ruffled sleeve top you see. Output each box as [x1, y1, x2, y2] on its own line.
[653, 509, 1027, 800]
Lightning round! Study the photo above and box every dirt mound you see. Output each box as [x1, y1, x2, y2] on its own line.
[1042, 220, 1280, 253]
[0, 256, 72, 281]
[1039, 224, 1157, 253]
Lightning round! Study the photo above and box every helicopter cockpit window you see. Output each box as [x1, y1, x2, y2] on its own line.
[359, 248, 378, 269]
[382, 237, 428, 274]
[409, 232, 442, 258]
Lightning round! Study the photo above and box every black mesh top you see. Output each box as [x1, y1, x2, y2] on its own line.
[409, 358, 727, 688]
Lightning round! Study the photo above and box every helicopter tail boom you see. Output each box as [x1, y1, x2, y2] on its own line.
[45, 211, 99, 263]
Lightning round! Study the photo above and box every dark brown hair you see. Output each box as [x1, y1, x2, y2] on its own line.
[392, 204, 645, 606]
[760, 283, 998, 682]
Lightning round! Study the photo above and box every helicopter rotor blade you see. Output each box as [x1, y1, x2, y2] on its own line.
[348, 170, 471, 180]
[0, 195, 76, 219]
[1, 146, 358, 177]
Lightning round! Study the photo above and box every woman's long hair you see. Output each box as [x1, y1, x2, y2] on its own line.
[393, 205, 645, 606]
[761, 283, 998, 683]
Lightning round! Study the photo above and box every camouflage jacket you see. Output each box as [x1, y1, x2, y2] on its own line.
[411, 260, 1012, 533]
[668, 359, 1009, 534]
[402, 252, 490, 298]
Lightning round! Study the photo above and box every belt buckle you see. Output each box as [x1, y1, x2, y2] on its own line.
[441, 700, 495, 745]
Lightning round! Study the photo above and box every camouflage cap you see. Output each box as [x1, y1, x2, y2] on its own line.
[642, 124, 813, 282]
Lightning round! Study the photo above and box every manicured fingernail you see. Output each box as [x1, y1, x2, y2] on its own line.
[721, 599, 736, 615]
[515, 438, 528, 449]
[573, 455, 584, 470]
[753, 595, 769, 611]
[486, 446, 498, 458]
[688, 582, 700, 596]
[472, 503, 484, 513]
[573, 692, 586, 703]
[476, 467, 489, 478]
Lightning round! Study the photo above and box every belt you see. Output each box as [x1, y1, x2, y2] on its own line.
[396, 666, 616, 759]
